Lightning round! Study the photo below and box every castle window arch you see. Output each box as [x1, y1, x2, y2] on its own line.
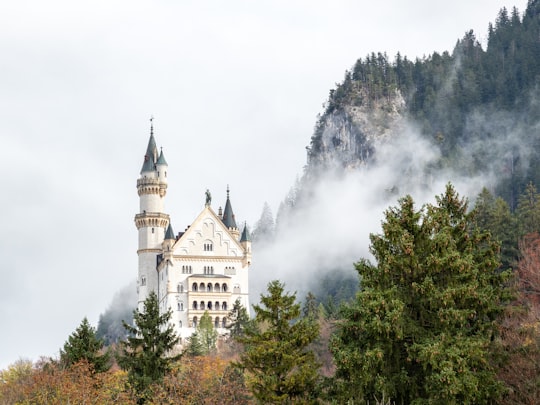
[141, 276, 146, 286]
[179, 320, 182, 328]
[208, 301, 212, 310]
[214, 317, 220, 328]
[222, 302, 227, 311]
[222, 317, 227, 328]
[222, 283, 228, 292]
[192, 283, 198, 292]
[214, 283, 220, 291]
[199, 282, 205, 291]
[193, 317, 198, 328]
[207, 283, 212, 292]
[200, 301, 205, 310]
[192, 301, 198, 310]
[215, 301, 220, 310]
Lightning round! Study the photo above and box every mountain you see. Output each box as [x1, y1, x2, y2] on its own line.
[304, 0, 540, 210]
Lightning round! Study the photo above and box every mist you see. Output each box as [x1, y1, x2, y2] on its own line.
[249, 122, 494, 303]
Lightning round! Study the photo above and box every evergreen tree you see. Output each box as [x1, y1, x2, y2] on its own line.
[60, 317, 110, 372]
[226, 298, 254, 339]
[330, 184, 511, 404]
[252, 202, 275, 244]
[517, 181, 540, 236]
[198, 311, 218, 355]
[236, 280, 320, 404]
[118, 291, 180, 402]
[186, 331, 205, 356]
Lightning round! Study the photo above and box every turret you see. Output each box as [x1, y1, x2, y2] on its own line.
[135, 118, 170, 310]
[240, 222, 252, 266]
[222, 185, 240, 238]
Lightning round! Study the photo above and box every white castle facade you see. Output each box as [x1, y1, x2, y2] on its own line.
[135, 124, 251, 342]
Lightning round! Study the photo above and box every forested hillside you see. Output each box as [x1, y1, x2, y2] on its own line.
[306, 0, 540, 210]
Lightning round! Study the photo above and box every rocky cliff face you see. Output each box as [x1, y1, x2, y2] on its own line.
[306, 87, 407, 173]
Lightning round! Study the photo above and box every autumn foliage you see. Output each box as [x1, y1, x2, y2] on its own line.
[0, 356, 252, 404]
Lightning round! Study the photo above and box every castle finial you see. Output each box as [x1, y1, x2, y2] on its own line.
[150, 116, 154, 136]
[227, 184, 230, 199]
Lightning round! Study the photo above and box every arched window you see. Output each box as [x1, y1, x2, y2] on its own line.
[222, 283, 228, 292]
[208, 301, 212, 310]
[200, 301, 205, 310]
[215, 301, 220, 310]
[141, 276, 146, 286]
[192, 283, 198, 292]
[193, 301, 198, 310]
[193, 317, 198, 328]
[179, 320, 182, 328]
[207, 283, 212, 292]
[214, 317, 220, 328]
[199, 282, 205, 291]
[222, 302, 227, 311]
[222, 318, 227, 328]
[180, 302, 184, 311]
[214, 283, 220, 291]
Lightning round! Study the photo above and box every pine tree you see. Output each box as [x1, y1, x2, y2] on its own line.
[236, 280, 320, 404]
[60, 317, 110, 372]
[118, 291, 180, 402]
[252, 202, 275, 244]
[226, 298, 253, 339]
[330, 184, 511, 404]
[186, 331, 205, 356]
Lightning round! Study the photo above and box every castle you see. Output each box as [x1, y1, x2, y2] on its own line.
[135, 123, 251, 342]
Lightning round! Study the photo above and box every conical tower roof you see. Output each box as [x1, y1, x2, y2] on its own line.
[222, 186, 237, 229]
[164, 223, 175, 240]
[240, 222, 251, 242]
[156, 148, 168, 166]
[140, 126, 158, 174]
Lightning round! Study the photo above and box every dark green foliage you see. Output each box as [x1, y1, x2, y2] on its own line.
[473, 188, 518, 269]
[226, 298, 254, 339]
[60, 317, 111, 373]
[330, 184, 511, 404]
[118, 291, 180, 402]
[307, 1, 540, 209]
[236, 280, 320, 404]
[185, 331, 205, 357]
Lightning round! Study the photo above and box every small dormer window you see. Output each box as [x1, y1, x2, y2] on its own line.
[141, 276, 146, 286]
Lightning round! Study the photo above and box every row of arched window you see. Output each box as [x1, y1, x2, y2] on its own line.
[192, 316, 227, 328]
[203, 266, 214, 274]
[192, 301, 228, 311]
[192, 282, 228, 292]
[181, 265, 193, 274]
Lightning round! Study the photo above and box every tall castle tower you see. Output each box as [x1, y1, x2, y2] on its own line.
[135, 120, 170, 310]
[135, 122, 251, 342]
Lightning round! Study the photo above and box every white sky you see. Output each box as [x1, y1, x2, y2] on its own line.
[0, 0, 528, 369]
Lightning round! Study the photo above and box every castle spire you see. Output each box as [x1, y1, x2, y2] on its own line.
[222, 185, 237, 229]
[140, 118, 158, 174]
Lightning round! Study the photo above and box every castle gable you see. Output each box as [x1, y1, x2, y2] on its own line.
[172, 206, 242, 257]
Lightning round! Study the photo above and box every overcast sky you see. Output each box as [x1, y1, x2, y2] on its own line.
[0, 0, 528, 369]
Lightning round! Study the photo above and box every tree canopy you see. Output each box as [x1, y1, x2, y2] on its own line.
[118, 291, 180, 402]
[236, 280, 320, 404]
[60, 317, 110, 373]
[331, 184, 511, 404]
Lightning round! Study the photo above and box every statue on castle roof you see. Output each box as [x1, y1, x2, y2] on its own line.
[205, 189, 212, 206]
